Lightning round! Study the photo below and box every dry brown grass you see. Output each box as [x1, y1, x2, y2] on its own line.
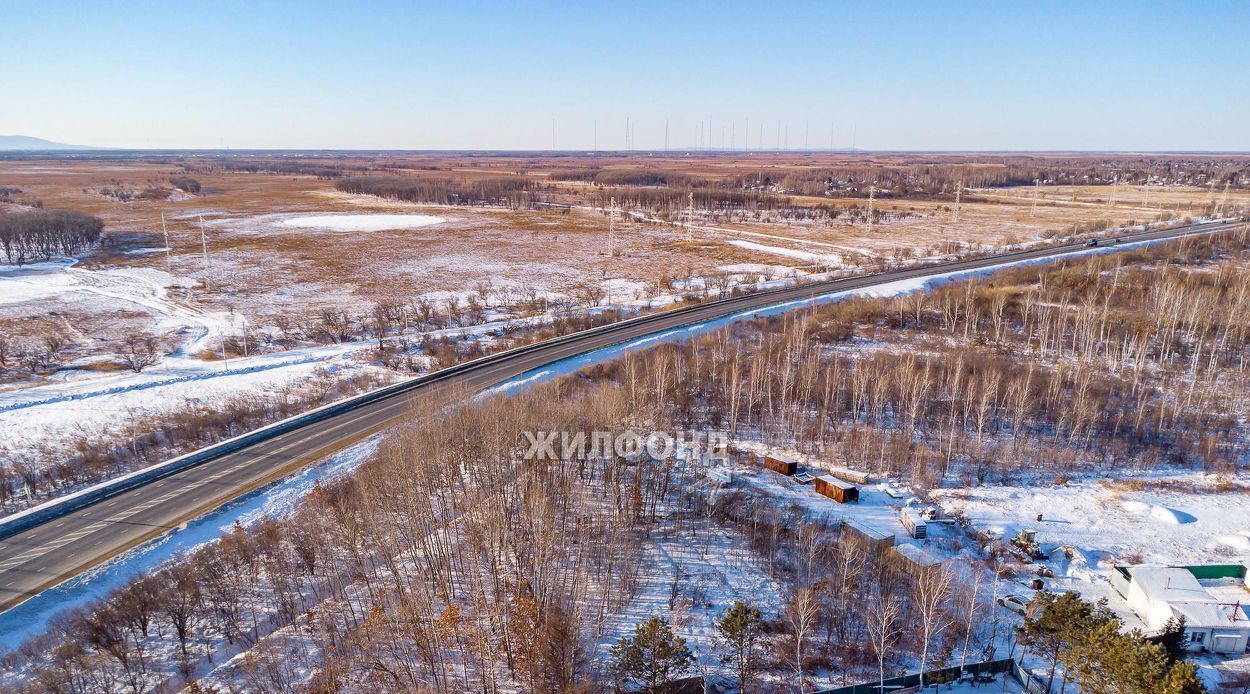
[2, 153, 1243, 373]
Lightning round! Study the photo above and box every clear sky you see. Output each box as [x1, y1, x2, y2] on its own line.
[4, 1, 1247, 151]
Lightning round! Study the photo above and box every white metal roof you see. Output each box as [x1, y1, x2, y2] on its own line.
[1169, 601, 1250, 629]
[1130, 566, 1210, 603]
[893, 542, 941, 567]
[1128, 566, 1250, 629]
[845, 519, 893, 541]
[817, 475, 856, 490]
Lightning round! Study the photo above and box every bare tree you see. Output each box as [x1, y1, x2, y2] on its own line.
[914, 562, 955, 686]
[116, 332, 164, 373]
[785, 585, 822, 692]
[866, 592, 903, 691]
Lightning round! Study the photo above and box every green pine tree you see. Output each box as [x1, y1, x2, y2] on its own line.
[1157, 615, 1188, 665]
[609, 616, 694, 692]
[715, 600, 768, 692]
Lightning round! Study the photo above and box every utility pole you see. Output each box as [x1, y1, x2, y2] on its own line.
[867, 186, 876, 232]
[160, 212, 172, 270]
[745, 117, 749, 151]
[685, 191, 695, 243]
[1216, 181, 1231, 215]
[231, 310, 249, 358]
[1031, 179, 1041, 217]
[805, 120, 809, 152]
[830, 121, 835, 151]
[664, 119, 669, 152]
[608, 196, 618, 257]
[594, 119, 598, 152]
[954, 180, 963, 223]
[198, 215, 211, 291]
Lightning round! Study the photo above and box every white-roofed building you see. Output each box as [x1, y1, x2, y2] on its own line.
[1112, 563, 1250, 655]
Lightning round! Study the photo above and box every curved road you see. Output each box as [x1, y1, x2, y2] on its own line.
[0, 219, 1241, 612]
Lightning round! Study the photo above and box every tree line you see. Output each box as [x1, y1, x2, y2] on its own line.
[336, 176, 544, 209]
[0, 209, 104, 265]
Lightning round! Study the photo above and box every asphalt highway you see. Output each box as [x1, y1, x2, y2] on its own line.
[0, 219, 1240, 612]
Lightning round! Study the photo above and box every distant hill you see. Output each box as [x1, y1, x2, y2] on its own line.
[0, 135, 98, 151]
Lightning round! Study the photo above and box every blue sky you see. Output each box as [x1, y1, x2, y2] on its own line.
[3, 1, 1246, 151]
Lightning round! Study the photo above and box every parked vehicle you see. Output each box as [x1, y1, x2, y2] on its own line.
[998, 594, 1029, 615]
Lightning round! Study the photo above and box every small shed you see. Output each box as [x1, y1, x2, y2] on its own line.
[900, 508, 928, 539]
[828, 466, 872, 484]
[815, 475, 859, 503]
[891, 543, 943, 577]
[843, 520, 895, 552]
[762, 452, 798, 476]
[793, 472, 815, 485]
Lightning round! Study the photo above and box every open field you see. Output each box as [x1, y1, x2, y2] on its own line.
[2, 152, 1247, 491]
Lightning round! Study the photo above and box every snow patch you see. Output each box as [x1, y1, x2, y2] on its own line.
[277, 214, 445, 232]
[726, 239, 842, 265]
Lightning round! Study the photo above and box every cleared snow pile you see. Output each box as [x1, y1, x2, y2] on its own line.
[1149, 505, 1197, 525]
[1123, 500, 1197, 525]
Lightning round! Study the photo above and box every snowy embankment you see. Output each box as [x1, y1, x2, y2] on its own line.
[0, 436, 379, 654]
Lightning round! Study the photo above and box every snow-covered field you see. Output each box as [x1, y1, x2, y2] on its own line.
[0, 343, 377, 453]
[933, 475, 1250, 584]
